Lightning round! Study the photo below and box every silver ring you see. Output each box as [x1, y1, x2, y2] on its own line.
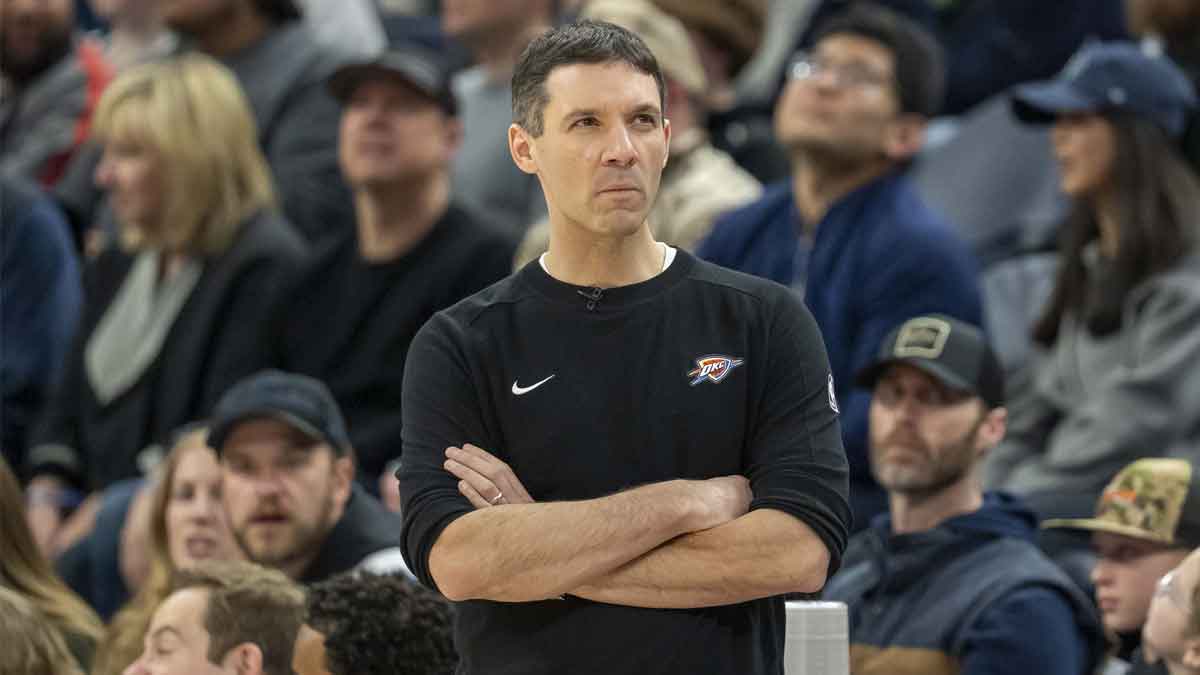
[490, 492, 504, 504]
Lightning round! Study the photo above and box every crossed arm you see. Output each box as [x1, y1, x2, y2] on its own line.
[431, 444, 830, 608]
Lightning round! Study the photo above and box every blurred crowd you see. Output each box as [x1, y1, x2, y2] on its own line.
[4, 0, 1200, 673]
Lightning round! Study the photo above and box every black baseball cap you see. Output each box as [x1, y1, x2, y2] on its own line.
[328, 42, 456, 115]
[1012, 41, 1197, 139]
[855, 315, 1005, 408]
[207, 370, 352, 456]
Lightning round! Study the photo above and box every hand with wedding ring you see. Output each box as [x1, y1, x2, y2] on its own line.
[444, 444, 534, 509]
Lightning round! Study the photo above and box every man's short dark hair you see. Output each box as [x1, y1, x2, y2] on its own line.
[511, 20, 666, 137]
[169, 561, 306, 675]
[814, 2, 945, 117]
[305, 572, 457, 675]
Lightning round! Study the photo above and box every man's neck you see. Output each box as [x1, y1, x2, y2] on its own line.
[193, 9, 273, 60]
[888, 479, 983, 535]
[543, 220, 663, 288]
[355, 176, 450, 263]
[791, 155, 892, 228]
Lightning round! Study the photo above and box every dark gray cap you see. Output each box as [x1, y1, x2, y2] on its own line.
[855, 315, 1005, 408]
[208, 370, 352, 456]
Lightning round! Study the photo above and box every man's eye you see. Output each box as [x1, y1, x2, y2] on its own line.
[572, 117, 598, 128]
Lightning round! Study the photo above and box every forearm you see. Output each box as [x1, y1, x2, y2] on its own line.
[572, 509, 829, 609]
[429, 479, 704, 602]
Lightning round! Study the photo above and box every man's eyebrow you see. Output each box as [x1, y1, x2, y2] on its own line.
[562, 108, 600, 120]
[629, 103, 662, 117]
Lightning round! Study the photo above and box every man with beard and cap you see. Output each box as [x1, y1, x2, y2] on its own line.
[208, 370, 409, 584]
[822, 314, 1105, 675]
[0, 0, 112, 187]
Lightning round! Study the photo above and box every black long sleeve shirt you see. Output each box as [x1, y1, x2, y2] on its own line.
[399, 249, 850, 675]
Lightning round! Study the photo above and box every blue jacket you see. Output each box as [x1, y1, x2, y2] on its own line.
[823, 493, 1105, 675]
[697, 172, 982, 523]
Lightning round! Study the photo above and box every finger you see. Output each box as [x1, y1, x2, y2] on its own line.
[452, 445, 532, 503]
[458, 480, 493, 510]
[445, 458, 501, 504]
[449, 444, 506, 476]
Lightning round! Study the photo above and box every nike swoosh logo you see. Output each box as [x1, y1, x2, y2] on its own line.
[512, 374, 555, 395]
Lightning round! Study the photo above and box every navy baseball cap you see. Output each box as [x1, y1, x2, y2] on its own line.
[328, 42, 456, 115]
[208, 370, 352, 456]
[1012, 41, 1197, 139]
[855, 315, 1005, 409]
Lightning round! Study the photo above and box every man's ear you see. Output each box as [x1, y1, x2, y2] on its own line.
[662, 118, 672, 169]
[883, 114, 927, 161]
[974, 406, 1008, 460]
[223, 643, 264, 675]
[509, 123, 539, 175]
[443, 116, 464, 162]
[333, 453, 354, 505]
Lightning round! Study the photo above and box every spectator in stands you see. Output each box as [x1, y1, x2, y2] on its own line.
[441, 0, 554, 236]
[824, 314, 1104, 675]
[698, 3, 982, 530]
[163, 0, 354, 243]
[123, 560, 306, 675]
[988, 42, 1200, 522]
[0, 586, 85, 675]
[209, 371, 408, 583]
[92, 0, 175, 71]
[274, 34, 514, 496]
[0, 175, 81, 470]
[513, 0, 761, 267]
[0, 457, 103, 672]
[650, 0, 786, 183]
[90, 424, 246, 675]
[1045, 458, 1200, 674]
[1143, 545, 1200, 675]
[25, 54, 307, 557]
[294, 572, 457, 675]
[0, 0, 112, 187]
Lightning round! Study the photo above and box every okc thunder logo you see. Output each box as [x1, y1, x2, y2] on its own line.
[687, 355, 745, 386]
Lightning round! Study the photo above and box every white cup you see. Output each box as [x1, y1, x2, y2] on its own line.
[784, 601, 849, 675]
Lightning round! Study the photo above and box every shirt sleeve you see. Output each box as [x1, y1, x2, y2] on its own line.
[398, 312, 489, 592]
[745, 288, 851, 574]
[959, 586, 1091, 675]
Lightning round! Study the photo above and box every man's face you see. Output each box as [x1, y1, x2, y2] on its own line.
[339, 74, 457, 190]
[1144, 548, 1200, 667]
[291, 624, 332, 675]
[220, 419, 351, 573]
[0, 0, 74, 85]
[775, 34, 910, 167]
[510, 61, 670, 241]
[123, 588, 232, 675]
[1091, 531, 1190, 634]
[868, 364, 987, 497]
[158, 0, 237, 38]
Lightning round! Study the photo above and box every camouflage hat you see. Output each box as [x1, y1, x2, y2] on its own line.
[1044, 458, 1200, 548]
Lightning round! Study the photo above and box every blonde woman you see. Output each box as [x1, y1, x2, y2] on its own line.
[0, 458, 103, 672]
[0, 586, 85, 675]
[25, 53, 308, 556]
[91, 424, 245, 675]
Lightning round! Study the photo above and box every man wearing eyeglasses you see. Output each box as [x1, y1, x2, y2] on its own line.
[696, 2, 983, 532]
[1046, 458, 1200, 674]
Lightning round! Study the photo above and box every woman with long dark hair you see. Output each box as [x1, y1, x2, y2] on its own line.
[987, 42, 1200, 521]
